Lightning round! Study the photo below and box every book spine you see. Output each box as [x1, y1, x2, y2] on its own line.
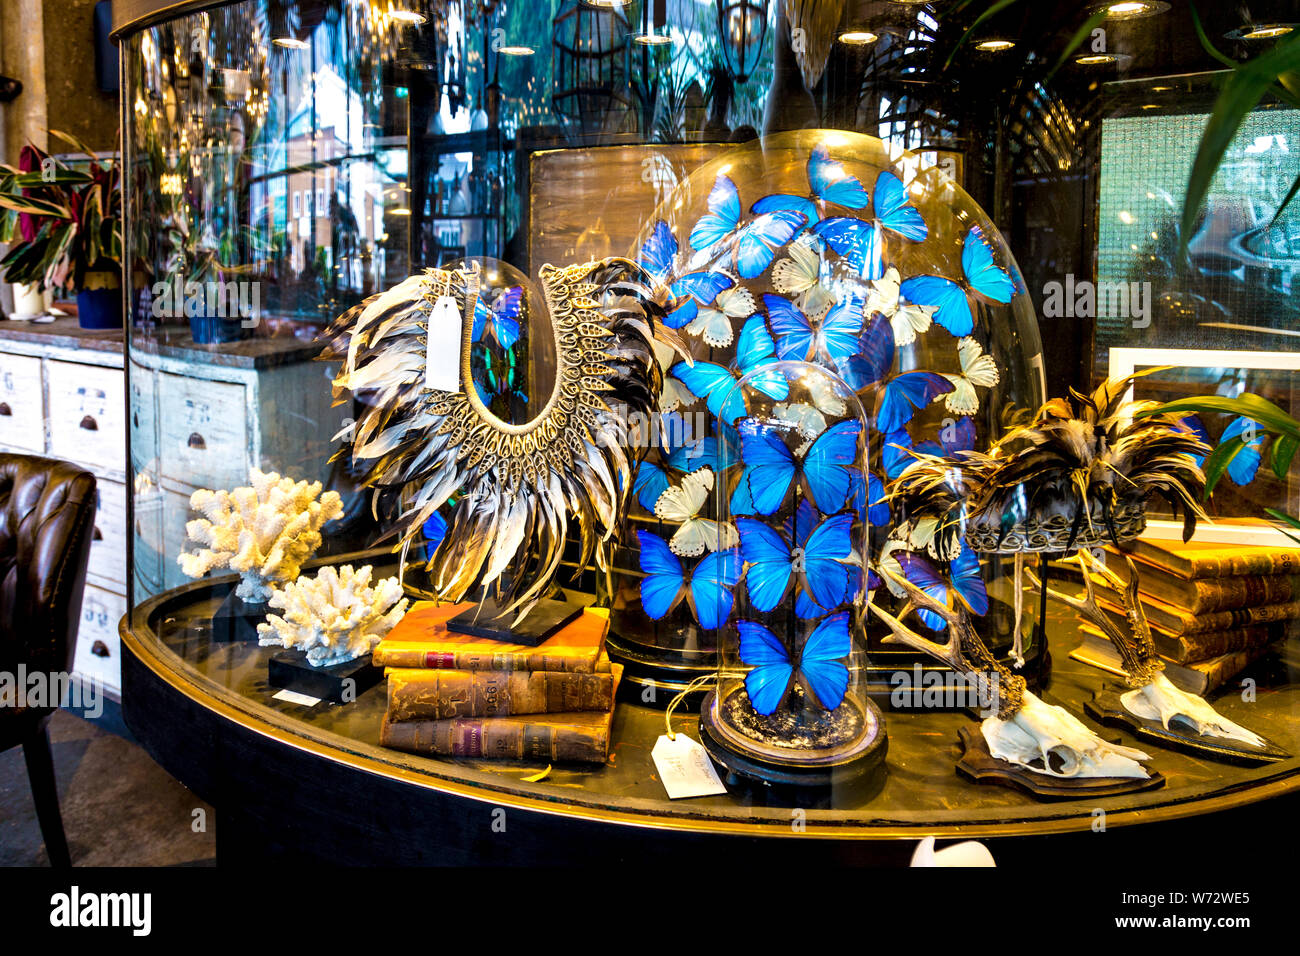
[1151, 626, 1276, 663]
[387, 669, 615, 720]
[1181, 576, 1300, 613]
[1173, 552, 1300, 579]
[372, 647, 596, 673]
[1186, 645, 1269, 694]
[1095, 585, 1300, 633]
[380, 715, 611, 763]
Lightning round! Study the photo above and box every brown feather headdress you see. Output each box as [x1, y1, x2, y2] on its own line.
[321, 258, 671, 621]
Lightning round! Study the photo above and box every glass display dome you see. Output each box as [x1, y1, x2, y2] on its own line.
[610, 128, 1047, 699]
[695, 360, 886, 786]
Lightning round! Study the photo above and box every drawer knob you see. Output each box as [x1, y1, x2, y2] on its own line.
[80, 415, 99, 431]
[93, 526, 104, 541]
[91, 640, 111, 658]
[188, 432, 206, 449]
[0, 402, 9, 416]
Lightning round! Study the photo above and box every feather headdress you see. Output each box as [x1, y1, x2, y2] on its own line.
[887, 372, 1210, 555]
[323, 258, 672, 621]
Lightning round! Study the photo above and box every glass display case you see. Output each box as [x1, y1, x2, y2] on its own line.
[115, 0, 1300, 851]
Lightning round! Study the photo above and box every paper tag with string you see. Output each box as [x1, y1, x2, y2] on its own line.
[424, 294, 462, 391]
[652, 733, 727, 799]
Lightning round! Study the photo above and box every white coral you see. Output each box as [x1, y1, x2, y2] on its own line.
[178, 467, 344, 602]
[256, 564, 408, 667]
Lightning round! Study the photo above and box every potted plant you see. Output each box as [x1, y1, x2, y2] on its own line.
[0, 131, 123, 329]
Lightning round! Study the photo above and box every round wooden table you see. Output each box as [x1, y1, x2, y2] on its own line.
[119, 561, 1300, 865]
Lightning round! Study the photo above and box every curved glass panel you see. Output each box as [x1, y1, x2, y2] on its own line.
[119, 1, 1300, 812]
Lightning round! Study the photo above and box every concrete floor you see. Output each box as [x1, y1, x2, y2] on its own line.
[0, 708, 215, 867]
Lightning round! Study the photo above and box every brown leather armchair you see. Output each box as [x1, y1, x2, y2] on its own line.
[0, 453, 97, 868]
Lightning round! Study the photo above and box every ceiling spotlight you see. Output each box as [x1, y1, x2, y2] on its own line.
[839, 31, 879, 45]
[1076, 52, 1132, 66]
[272, 37, 308, 49]
[1225, 23, 1296, 40]
[1094, 1, 1169, 18]
[389, 9, 427, 24]
[974, 39, 1016, 52]
[633, 33, 673, 46]
[498, 45, 535, 56]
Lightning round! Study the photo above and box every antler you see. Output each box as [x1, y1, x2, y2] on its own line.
[1023, 550, 1160, 687]
[871, 564, 1027, 718]
[870, 565, 968, 671]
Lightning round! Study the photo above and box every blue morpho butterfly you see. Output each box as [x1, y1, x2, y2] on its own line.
[1220, 416, 1267, 486]
[638, 220, 735, 329]
[731, 418, 861, 516]
[810, 171, 928, 280]
[669, 360, 745, 425]
[734, 314, 790, 401]
[736, 510, 854, 614]
[636, 530, 742, 629]
[689, 174, 807, 279]
[874, 371, 955, 434]
[471, 285, 523, 350]
[899, 224, 1014, 338]
[750, 143, 870, 223]
[848, 469, 891, 527]
[764, 292, 865, 368]
[738, 610, 851, 715]
[895, 546, 988, 632]
[838, 312, 895, 392]
[421, 510, 448, 561]
[1177, 415, 1209, 467]
[632, 414, 741, 511]
[785, 499, 863, 617]
[879, 418, 976, 479]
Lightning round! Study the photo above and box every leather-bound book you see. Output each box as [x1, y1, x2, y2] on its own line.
[1071, 626, 1270, 695]
[1119, 539, 1300, 579]
[387, 656, 617, 720]
[374, 602, 608, 673]
[1103, 548, 1300, 613]
[1091, 582, 1300, 635]
[380, 666, 623, 763]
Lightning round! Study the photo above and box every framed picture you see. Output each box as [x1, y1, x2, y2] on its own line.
[1109, 346, 1300, 546]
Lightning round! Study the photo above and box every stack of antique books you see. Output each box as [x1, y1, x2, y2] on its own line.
[375, 602, 621, 764]
[1071, 539, 1299, 693]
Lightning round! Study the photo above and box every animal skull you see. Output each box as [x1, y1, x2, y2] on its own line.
[1121, 672, 1265, 748]
[982, 691, 1151, 778]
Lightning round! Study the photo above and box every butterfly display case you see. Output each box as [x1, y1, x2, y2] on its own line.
[617, 129, 1048, 700]
[695, 361, 888, 787]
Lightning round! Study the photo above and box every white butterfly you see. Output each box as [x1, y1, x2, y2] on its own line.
[807, 376, 848, 418]
[865, 267, 935, 347]
[653, 467, 738, 557]
[943, 336, 1000, 416]
[653, 337, 696, 412]
[772, 402, 827, 455]
[772, 237, 836, 321]
[686, 286, 755, 348]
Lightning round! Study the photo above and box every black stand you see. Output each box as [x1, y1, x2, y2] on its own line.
[697, 690, 888, 790]
[447, 593, 585, 646]
[1084, 688, 1291, 765]
[268, 650, 383, 704]
[212, 588, 270, 643]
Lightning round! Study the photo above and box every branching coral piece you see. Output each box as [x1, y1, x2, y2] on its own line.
[257, 564, 408, 667]
[178, 468, 344, 602]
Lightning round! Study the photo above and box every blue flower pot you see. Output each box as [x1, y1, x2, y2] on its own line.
[189, 313, 249, 345]
[76, 286, 122, 330]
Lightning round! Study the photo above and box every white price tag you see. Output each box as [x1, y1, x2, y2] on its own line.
[424, 294, 463, 392]
[272, 688, 321, 707]
[651, 733, 727, 799]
